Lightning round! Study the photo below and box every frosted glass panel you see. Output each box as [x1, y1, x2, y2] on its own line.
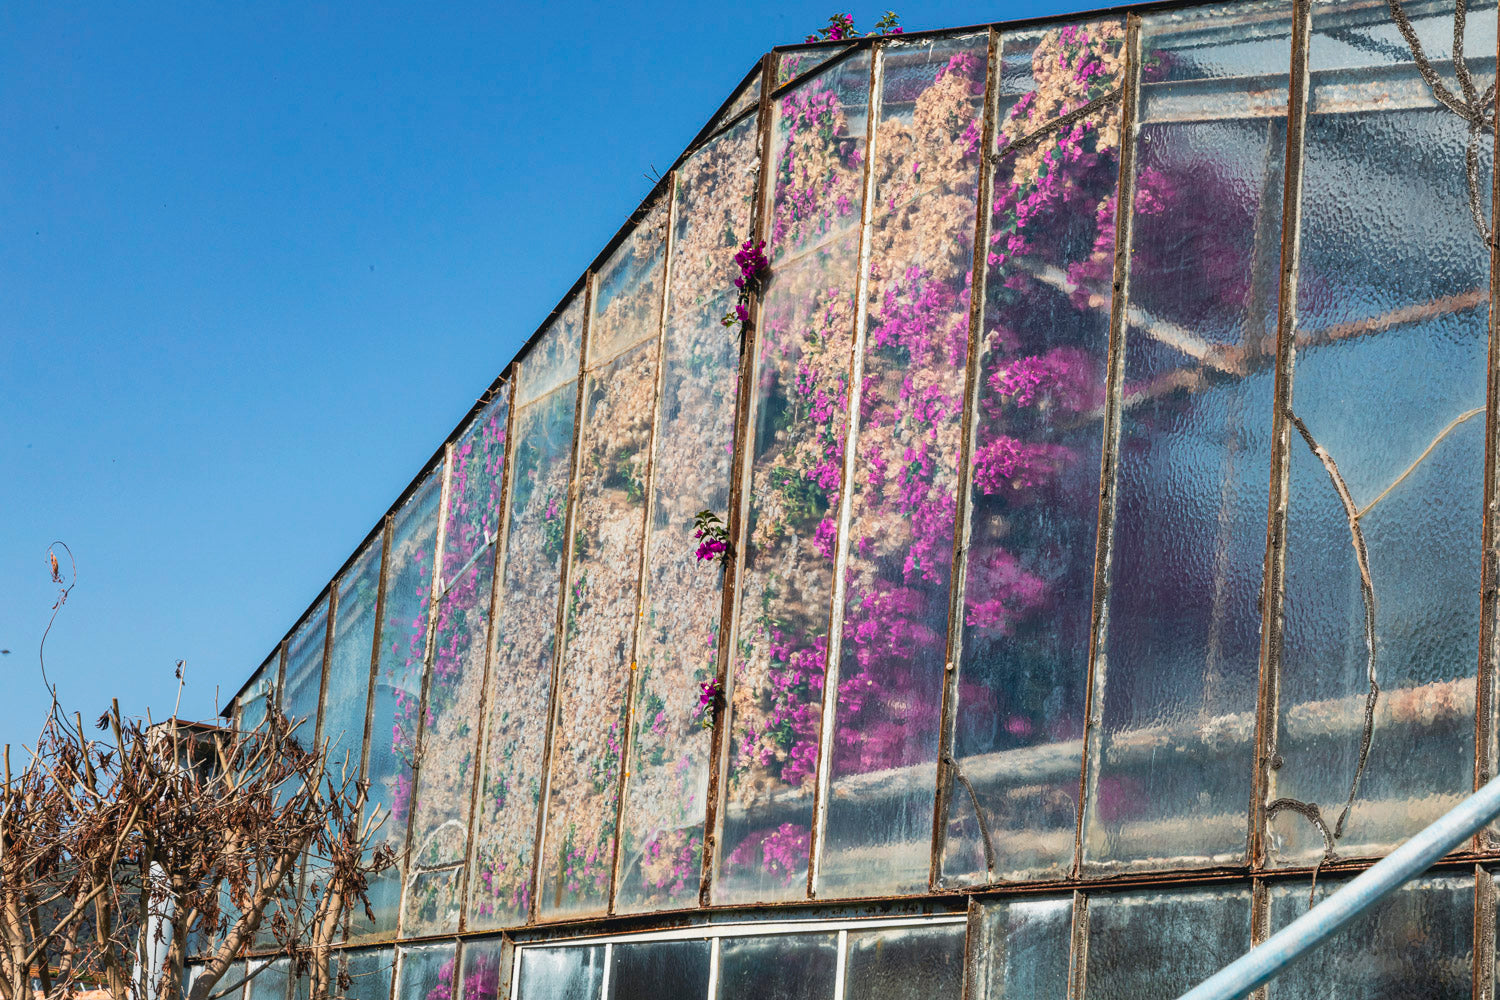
[539, 309, 661, 920]
[1270, 0, 1494, 865]
[1083, 887, 1250, 998]
[970, 897, 1073, 1000]
[820, 31, 988, 898]
[396, 944, 457, 1000]
[1086, 0, 1292, 872]
[716, 934, 838, 1000]
[515, 948, 605, 1000]
[843, 923, 966, 1000]
[1268, 875, 1473, 998]
[468, 376, 579, 929]
[354, 468, 442, 941]
[941, 18, 1124, 886]
[617, 114, 760, 913]
[716, 51, 871, 905]
[344, 949, 395, 1000]
[443, 386, 511, 589]
[606, 941, 711, 1000]
[322, 539, 382, 771]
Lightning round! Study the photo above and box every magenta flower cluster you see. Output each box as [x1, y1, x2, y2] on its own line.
[692, 509, 732, 564]
[804, 10, 903, 42]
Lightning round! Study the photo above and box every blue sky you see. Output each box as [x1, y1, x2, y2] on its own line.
[0, 0, 1083, 743]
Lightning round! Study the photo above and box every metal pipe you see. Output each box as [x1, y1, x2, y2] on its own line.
[1177, 774, 1500, 1000]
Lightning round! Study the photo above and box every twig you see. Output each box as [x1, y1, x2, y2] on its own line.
[943, 755, 996, 874]
[1357, 407, 1484, 520]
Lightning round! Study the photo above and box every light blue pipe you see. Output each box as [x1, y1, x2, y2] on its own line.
[1176, 775, 1500, 1000]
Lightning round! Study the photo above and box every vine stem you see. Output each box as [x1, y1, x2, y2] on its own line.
[1356, 406, 1484, 520]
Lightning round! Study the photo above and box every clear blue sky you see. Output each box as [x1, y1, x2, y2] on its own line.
[0, 0, 1083, 744]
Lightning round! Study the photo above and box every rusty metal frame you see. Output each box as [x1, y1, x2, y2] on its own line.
[699, 50, 778, 911]
[606, 183, 678, 916]
[807, 39, 885, 902]
[929, 26, 1004, 894]
[1477, 3, 1500, 858]
[1075, 13, 1145, 880]
[529, 277, 594, 923]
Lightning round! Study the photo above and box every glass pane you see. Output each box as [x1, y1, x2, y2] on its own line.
[777, 45, 855, 87]
[237, 652, 280, 734]
[458, 939, 508, 1000]
[517, 296, 585, 407]
[1270, 0, 1494, 865]
[1085, 1, 1293, 872]
[515, 947, 605, 1000]
[404, 548, 496, 934]
[819, 31, 989, 898]
[284, 597, 328, 749]
[844, 923, 966, 1000]
[443, 386, 512, 589]
[468, 375, 580, 929]
[323, 539, 382, 772]
[217, 961, 249, 1000]
[1268, 875, 1473, 998]
[941, 17, 1125, 886]
[396, 944, 457, 1000]
[708, 67, 762, 135]
[1084, 886, 1251, 998]
[344, 949, 395, 1000]
[587, 201, 667, 366]
[539, 315, 662, 919]
[247, 959, 291, 1000]
[716, 49, 872, 906]
[606, 941, 710, 1000]
[716, 933, 838, 1000]
[970, 897, 1073, 1000]
[354, 469, 443, 941]
[616, 113, 760, 914]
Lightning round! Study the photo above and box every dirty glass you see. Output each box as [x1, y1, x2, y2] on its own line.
[708, 66, 763, 135]
[353, 468, 442, 941]
[616, 114, 760, 914]
[776, 45, 855, 87]
[1268, 874, 1473, 997]
[716, 50, 871, 906]
[396, 943, 457, 1000]
[516, 297, 586, 407]
[468, 310, 583, 929]
[458, 939, 509, 1000]
[820, 31, 989, 898]
[283, 597, 327, 750]
[538, 230, 664, 918]
[716, 933, 839, 1000]
[442, 386, 511, 589]
[844, 922, 966, 1000]
[514, 947, 605, 1000]
[1085, 0, 1292, 872]
[1083, 886, 1251, 998]
[1269, 0, 1495, 865]
[969, 896, 1074, 1000]
[237, 651, 280, 735]
[246, 959, 291, 1000]
[343, 948, 395, 1000]
[606, 940, 711, 1000]
[322, 539, 382, 772]
[941, 18, 1125, 886]
[405, 549, 496, 934]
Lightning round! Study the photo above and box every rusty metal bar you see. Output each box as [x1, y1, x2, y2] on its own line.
[700, 50, 778, 911]
[1075, 12, 1144, 878]
[1249, 0, 1313, 872]
[929, 25, 1004, 894]
[1066, 889, 1090, 1000]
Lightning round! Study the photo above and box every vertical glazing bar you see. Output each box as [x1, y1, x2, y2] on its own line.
[960, 897, 982, 1000]
[808, 38, 883, 900]
[1249, 878, 1270, 1000]
[607, 177, 678, 916]
[1478, 10, 1500, 850]
[699, 50, 776, 909]
[1473, 866, 1494, 1000]
[831, 930, 849, 1000]
[598, 942, 614, 1000]
[1250, 0, 1313, 870]
[316, 583, 335, 751]
[1066, 889, 1089, 1000]
[529, 275, 595, 924]
[349, 517, 393, 943]
[1075, 13, 1143, 878]
[457, 385, 520, 932]
[929, 25, 1003, 892]
[705, 936, 721, 1000]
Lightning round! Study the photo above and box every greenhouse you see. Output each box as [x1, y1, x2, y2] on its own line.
[202, 0, 1500, 994]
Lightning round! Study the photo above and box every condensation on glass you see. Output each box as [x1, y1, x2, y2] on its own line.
[940, 17, 1126, 887]
[353, 469, 443, 941]
[538, 203, 667, 919]
[715, 48, 873, 907]
[1084, 0, 1293, 873]
[468, 299, 585, 930]
[1268, 0, 1496, 866]
[968, 896, 1074, 1000]
[1083, 886, 1251, 998]
[616, 115, 760, 914]
[819, 30, 990, 899]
